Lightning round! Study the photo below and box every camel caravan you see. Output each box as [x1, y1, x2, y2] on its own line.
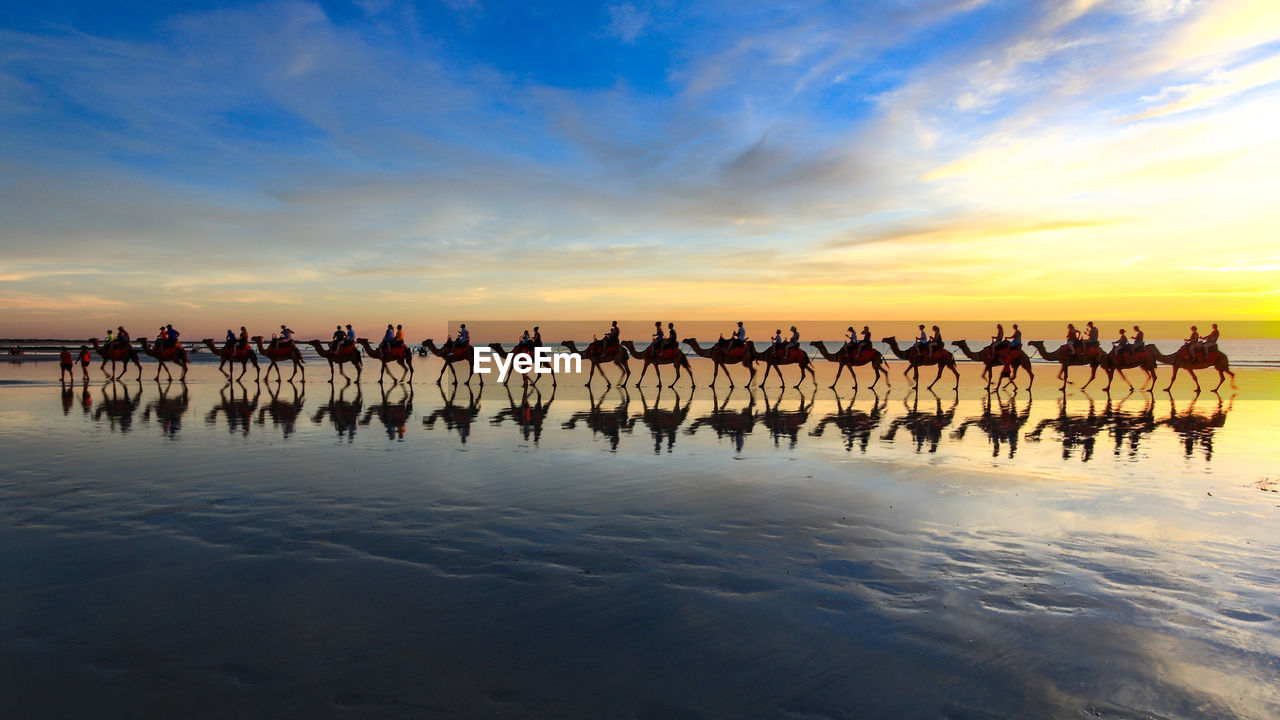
[75, 320, 1237, 393]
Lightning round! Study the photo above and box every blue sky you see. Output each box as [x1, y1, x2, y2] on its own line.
[2, 1, 1279, 336]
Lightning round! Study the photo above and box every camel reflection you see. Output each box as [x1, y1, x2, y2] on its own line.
[880, 389, 958, 453]
[142, 380, 189, 439]
[810, 390, 889, 453]
[93, 379, 143, 433]
[313, 382, 364, 442]
[1025, 391, 1111, 462]
[258, 380, 306, 438]
[633, 387, 692, 454]
[951, 390, 1031, 458]
[686, 388, 757, 453]
[1107, 391, 1158, 458]
[1159, 391, 1233, 461]
[362, 384, 415, 441]
[205, 380, 260, 436]
[562, 386, 634, 451]
[759, 388, 815, 449]
[491, 385, 555, 444]
[422, 384, 482, 444]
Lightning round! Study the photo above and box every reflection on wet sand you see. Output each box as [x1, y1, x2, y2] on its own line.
[633, 388, 692, 453]
[563, 386, 634, 451]
[809, 390, 889, 453]
[881, 389, 959, 453]
[142, 380, 189, 439]
[62, 375, 1248, 465]
[204, 381, 259, 435]
[686, 388, 757, 452]
[951, 390, 1031, 458]
[92, 379, 143, 433]
[362, 384, 414, 441]
[312, 382, 364, 441]
[422, 383, 481, 444]
[490, 385, 555, 444]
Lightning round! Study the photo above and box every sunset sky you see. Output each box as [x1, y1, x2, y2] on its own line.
[2, 0, 1279, 339]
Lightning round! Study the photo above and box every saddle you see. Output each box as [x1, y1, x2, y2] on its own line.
[776, 347, 805, 363]
[720, 344, 748, 361]
[650, 346, 678, 361]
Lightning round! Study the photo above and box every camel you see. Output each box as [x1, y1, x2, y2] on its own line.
[682, 337, 757, 387]
[139, 337, 189, 381]
[357, 338, 414, 384]
[621, 340, 695, 389]
[880, 389, 959, 453]
[562, 386, 634, 451]
[880, 337, 960, 391]
[485, 342, 552, 387]
[809, 341, 890, 390]
[809, 390, 889, 453]
[1151, 345, 1236, 392]
[90, 338, 143, 380]
[252, 336, 305, 382]
[1101, 345, 1160, 392]
[313, 383, 364, 440]
[142, 379, 189, 438]
[950, 340, 1034, 390]
[422, 339, 477, 386]
[561, 340, 630, 387]
[201, 338, 260, 381]
[306, 340, 363, 383]
[1026, 340, 1109, 391]
[632, 387, 693, 453]
[422, 384, 482, 444]
[755, 344, 817, 389]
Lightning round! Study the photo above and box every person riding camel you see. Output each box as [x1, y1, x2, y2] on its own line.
[665, 322, 678, 352]
[604, 321, 620, 349]
[379, 324, 395, 352]
[929, 325, 943, 355]
[771, 329, 783, 356]
[1008, 324, 1022, 350]
[165, 324, 180, 349]
[860, 325, 873, 354]
[991, 323, 1005, 350]
[731, 321, 748, 349]
[330, 325, 345, 352]
[1112, 328, 1129, 359]
[105, 329, 115, 346]
[270, 324, 293, 352]
[1085, 322, 1100, 355]
[1183, 325, 1201, 361]
[1065, 324, 1081, 356]
[1202, 323, 1220, 360]
[455, 324, 469, 351]
[786, 326, 801, 360]
[115, 326, 131, 350]
[1131, 325, 1144, 350]
[394, 324, 405, 349]
[914, 325, 929, 355]
[650, 322, 664, 358]
[225, 329, 237, 352]
[239, 326, 250, 350]
[844, 326, 857, 351]
[531, 326, 542, 348]
[517, 329, 532, 353]
[344, 324, 356, 348]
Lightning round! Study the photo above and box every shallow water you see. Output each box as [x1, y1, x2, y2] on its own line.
[2, 359, 1279, 718]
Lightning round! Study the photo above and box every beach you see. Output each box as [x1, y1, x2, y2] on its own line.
[2, 358, 1278, 718]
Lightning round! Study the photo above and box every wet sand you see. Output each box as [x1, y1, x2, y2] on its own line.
[2, 361, 1279, 718]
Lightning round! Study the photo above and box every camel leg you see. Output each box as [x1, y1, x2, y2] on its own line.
[1081, 364, 1099, 390]
[710, 362, 721, 387]
[635, 362, 649, 388]
[464, 360, 476, 386]
[437, 362, 449, 385]
[1117, 368, 1133, 390]
[1186, 367, 1201, 392]
[1163, 366, 1179, 392]
[668, 364, 679, 388]
[927, 364, 944, 390]
[684, 360, 695, 389]
[1060, 365, 1069, 390]
[378, 361, 387, 384]
[830, 363, 844, 389]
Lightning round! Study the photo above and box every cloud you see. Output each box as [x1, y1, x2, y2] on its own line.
[607, 3, 649, 43]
